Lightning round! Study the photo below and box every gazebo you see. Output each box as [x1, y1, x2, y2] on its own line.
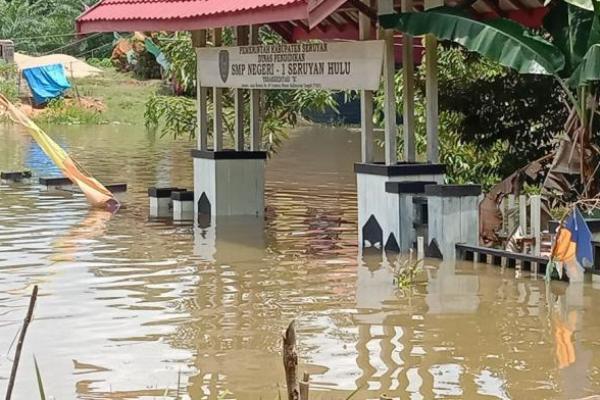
[77, 0, 547, 258]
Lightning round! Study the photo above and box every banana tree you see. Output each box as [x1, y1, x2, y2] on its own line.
[380, 0, 600, 198]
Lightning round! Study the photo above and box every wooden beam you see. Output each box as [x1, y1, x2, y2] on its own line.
[349, 0, 378, 21]
[250, 25, 262, 151]
[213, 27, 223, 151]
[401, 0, 416, 162]
[193, 29, 209, 151]
[425, 35, 439, 162]
[360, 0, 374, 163]
[234, 26, 249, 151]
[382, 27, 398, 165]
[424, 0, 442, 162]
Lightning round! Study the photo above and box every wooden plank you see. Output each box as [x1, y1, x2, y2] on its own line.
[507, 194, 515, 233]
[424, 33, 438, 163]
[402, 0, 416, 162]
[213, 28, 223, 151]
[283, 321, 299, 400]
[250, 25, 262, 151]
[530, 195, 541, 255]
[519, 194, 527, 236]
[234, 26, 249, 151]
[455, 243, 549, 264]
[360, 0, 374, 163]
[193, 30, 208, 151]
[382, 27, 397, 165]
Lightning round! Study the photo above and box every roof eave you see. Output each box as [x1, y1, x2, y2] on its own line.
[76, 2, 311, 34]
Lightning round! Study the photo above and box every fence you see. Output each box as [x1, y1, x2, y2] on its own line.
[498, 194, 543, 256]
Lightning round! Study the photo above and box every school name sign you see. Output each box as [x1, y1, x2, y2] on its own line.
[197, 40, 385, 91]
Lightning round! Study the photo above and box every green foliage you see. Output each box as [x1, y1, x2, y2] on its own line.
[380, 7, 566, 75]
[147, 29, 338, 153]
[34, 98, 106, 125]
[0, 60, 18, 102]
[33, 356, 46, 400]
[0, 0, 112, 56]
[374, 46, 507, 189]
[394, 258, 424, 289]
[86, 58, 114, 69]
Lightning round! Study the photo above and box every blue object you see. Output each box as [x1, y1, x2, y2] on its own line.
[22, 63, 71, 105]
[565, 207, 594, 268]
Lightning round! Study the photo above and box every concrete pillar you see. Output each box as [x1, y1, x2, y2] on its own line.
[148, 187, 185, 218]
[355, 163, 445, 253]
[426, 184, 481, 260]
[193, 150, 266, 219]
[172, 190, 194, 221]
[0, 40, 15, 64]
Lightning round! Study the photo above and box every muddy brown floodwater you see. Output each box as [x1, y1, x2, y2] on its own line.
[1, 124, 600, 399]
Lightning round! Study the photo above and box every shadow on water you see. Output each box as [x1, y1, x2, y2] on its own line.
[1, 124, 600, 399]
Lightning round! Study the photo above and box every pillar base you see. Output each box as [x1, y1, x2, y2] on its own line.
[355, 162, 445, 252]
[172, 190, 194, 221]
[148, 187, 186, 218]
[426, 184, 481, 260]
[192, 150, 266, 218]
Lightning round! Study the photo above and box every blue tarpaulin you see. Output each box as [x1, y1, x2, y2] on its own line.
[22, 63, 71, 105]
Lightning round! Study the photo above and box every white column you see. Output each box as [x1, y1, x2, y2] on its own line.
[234, 26, 249, 151]
[192, 30, 208, 151]
[402, 0, 416, 162]
[425, 34, 438, 163]
[213, 28, 224, 151]
[425, 0, 441, 163]
[250, 25, 262, 151]
[359, 0, 374, 163]
[382, 28, 397, 165]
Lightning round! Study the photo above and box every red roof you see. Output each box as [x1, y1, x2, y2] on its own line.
[77, 0, 347, 34]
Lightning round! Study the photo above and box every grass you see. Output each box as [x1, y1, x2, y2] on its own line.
[73, 67, 162, 125]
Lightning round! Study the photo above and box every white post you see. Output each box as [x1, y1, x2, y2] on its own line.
[417, 236, 424, 260]
[424, 34, 438, 163]
[360, 0, 374, 163]
[192, 30, 208, 151]
[234, 26, 248, 151]
[250, 26, 262, 151]
[507, 194, 515, 233]
[401, 0, 416, 162]
[213, 28, 224, 151]
[519, 194, 527, 238]
[531, 195, 541, 255]
[382, 28, 397, 165]
[424, 0, 442, 163]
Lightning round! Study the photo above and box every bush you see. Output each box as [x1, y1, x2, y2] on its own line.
[86, 58, 113, 69]
[0, 60, 19, 102]
[34, 98, 106, 125]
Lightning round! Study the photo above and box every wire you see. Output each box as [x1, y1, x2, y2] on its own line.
[74, 41, 113, 58]
[10, 32, 78, 42]
[39, 32, 103, 56]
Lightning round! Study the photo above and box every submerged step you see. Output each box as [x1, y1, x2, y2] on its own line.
[1, 171, 32, 182]
[148, 187, 186, 218]
[40, 176, 126, 192]
[171, 190, 194, 222]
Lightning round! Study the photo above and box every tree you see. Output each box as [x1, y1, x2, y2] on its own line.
[145, 30, 338, 153]
[380, 0, 600, 198]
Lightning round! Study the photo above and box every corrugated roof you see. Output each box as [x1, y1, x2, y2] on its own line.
[76, 0, 344, 33]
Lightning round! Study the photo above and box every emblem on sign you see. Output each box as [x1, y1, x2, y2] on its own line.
[219, 50, 229, 83]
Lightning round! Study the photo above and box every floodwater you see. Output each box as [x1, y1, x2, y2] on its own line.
[1, 124, 600, 400]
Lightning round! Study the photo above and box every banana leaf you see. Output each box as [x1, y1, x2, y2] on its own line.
[569, 43, 600, 85]
[380, 7, 565, 75]
[543, 1, 595, 75]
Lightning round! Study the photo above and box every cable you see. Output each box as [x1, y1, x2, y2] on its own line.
[39, 32, 103, 56]
[10, 32, 78, 42]
[74, 41, 113, 58]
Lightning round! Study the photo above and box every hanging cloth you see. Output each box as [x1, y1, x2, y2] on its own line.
[0, 94, 119, 211]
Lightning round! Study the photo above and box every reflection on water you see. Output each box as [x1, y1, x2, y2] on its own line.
[1, 124, 600, 399]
